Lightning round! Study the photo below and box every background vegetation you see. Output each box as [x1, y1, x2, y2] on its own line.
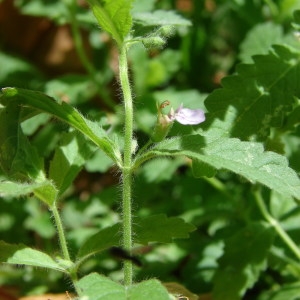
[0, 0, 300, 299]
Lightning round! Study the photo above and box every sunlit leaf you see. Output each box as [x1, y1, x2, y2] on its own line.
[0, 241, 65, 272]
[0, 87, 121, 166]
[135, 135, 300, 200]
[77, 273, 170, 300]
[204, 45, 300, 140]
[86, 0, 133, 46]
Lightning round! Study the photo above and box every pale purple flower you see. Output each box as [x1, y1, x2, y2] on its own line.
[169, 104, 205, 125]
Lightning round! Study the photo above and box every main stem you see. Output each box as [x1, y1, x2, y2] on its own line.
[119, 45, 134, 286]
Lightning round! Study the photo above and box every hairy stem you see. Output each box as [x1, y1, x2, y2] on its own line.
[119, 45, 134, 286]
[51, 205, 81, 295]
[254, 190, 300, 260]
[52, 205, 71, 261]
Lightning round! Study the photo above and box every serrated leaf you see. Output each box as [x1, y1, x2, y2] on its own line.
[49, 131, 96, 197]
[239, 22, 284, 63]
[133, 10, 191, 26]
[204, 45, 300, 140]
[135, 214, 196, 244]
[0, 241, 65, 272]
[0, 87, 121, 166]
[77, 215, 195, 262]
[77, 273, 170, 300]
[212, 222, 275, 300]
[77, 273, 125, 300]
[135, 135, 300, 200]
[87, 0, 133, 46]
[128, 279, 170, 299]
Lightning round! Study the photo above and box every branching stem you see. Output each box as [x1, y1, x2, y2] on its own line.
[254, 190, 300, 260]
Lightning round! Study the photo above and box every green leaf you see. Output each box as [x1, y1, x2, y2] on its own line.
[0, 180, 58, 207]
[204, 45, 300, 140]
[0, 240, 65, 272]
[212, 222, 275, 300]
[0, 102, 45, 182]
[0, 87, 121, 166]
[141, 157, 183, 183]
[0, 181, 46, 197]
[85, 149, 113, 172]
[239, 22, 284, 63]
[15, 0, 68, 23]
[135, 135, 300, 200]
[133, 10, 191, 27]
[44, 74, 95, 105]
[77, 224, 119, 262]
[0, 52, 42, 88]
[49, 131, 96, 197]
[128, 279, 170, 299]
[135, 214, 196, 244]
[77, 273, 170, 300]
[86, 0, 133, 46]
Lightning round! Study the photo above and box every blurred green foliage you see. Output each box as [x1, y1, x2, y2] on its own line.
[0, 0, 300, 299]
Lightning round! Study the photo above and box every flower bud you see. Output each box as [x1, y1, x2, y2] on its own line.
[142, 36, 166, 49]
[151, 101, 174, 142]
[158, 25, 175, 38]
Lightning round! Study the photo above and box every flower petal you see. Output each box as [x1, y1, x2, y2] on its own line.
[174, 106, 205, 125]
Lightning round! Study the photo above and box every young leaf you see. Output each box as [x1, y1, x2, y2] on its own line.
[135, 135, 300, 200]
[77, 273, 170, 300]
[204, 45, 300, 140]
[49, 131, 96, 197]
[86, 0, 133, 46]
[0, 87, 121, 166]
[0, 180, 58, 207]
[212, 222, 275, 300]
[0, 240, 65, 272]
